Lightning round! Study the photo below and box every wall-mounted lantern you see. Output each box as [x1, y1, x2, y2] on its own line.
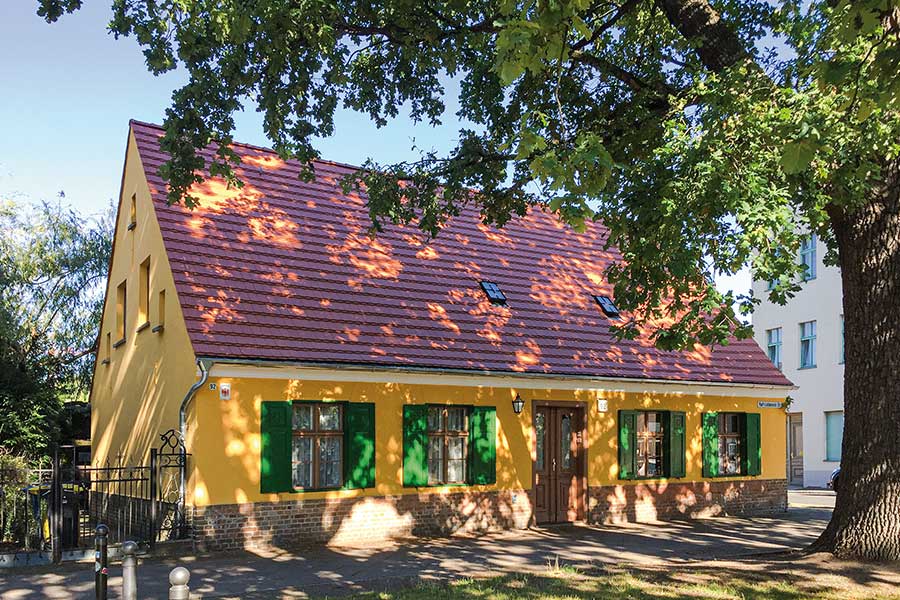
[512, 393, 525, 415]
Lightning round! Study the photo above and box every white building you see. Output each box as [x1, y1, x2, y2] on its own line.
[751, 234, 845, 488]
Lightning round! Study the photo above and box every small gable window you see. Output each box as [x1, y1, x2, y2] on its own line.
[480, 281, 507, 305]
[593, 294, 620, 318]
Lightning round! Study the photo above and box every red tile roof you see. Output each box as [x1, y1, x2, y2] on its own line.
[132, 121, 791, 386]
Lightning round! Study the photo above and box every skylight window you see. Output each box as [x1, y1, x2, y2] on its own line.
[480, 281, 507, 305]
[593, 294, 620, 318]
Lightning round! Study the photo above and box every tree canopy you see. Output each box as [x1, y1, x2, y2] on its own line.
[36, 0, 900, 348]
[0, 199, 112, 456]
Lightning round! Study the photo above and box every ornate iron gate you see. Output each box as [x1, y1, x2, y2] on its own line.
[151, 429, 190, 542]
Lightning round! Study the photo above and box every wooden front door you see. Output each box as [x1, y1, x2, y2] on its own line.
[787, 413, 804, 486]
[533, 405, 586, 524]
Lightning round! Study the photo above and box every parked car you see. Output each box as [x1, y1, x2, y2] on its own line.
[827, 467, 841, 490]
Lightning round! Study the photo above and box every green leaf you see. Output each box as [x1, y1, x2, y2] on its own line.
[780, 140, 817, 174]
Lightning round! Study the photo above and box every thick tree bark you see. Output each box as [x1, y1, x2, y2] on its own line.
[658, 0, 900, 561]
[655, 0, 749, 71]
[810, 162, 900, 560]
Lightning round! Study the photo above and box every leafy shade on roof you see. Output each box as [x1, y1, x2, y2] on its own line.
[131, 121, 791, 386]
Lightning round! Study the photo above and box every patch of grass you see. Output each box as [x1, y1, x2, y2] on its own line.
[332, 564, 900, 600]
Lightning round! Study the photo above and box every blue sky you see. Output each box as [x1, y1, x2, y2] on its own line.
[0, 2, 751, 297]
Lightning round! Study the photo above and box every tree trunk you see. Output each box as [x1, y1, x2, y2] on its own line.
[811, 160, 900, 561]
[657, 0, 900, 562]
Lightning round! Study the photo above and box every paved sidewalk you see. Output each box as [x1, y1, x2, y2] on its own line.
[0, 506, 831, 599]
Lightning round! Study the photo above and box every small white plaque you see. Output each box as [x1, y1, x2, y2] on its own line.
[219, 383, 231, 401]
[758, 401, 783, 408]
[597, 399, 609, 413]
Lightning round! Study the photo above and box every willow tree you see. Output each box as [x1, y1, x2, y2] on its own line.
[39, 0, 900, 559]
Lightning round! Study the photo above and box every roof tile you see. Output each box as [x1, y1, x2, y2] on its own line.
[132, 121, 791, 386]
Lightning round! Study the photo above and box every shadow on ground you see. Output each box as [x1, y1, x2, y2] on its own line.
[0, 507, 837, 599]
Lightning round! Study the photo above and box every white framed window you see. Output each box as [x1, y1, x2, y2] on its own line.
[825, 411, 844, 462]
[766, 327, 782, 369]
[839, 315, 845, 364]
[800, 320, 817, 368]
[800, 234, 817, 280]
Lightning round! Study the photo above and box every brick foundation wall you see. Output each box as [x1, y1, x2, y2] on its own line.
[588, 478, 788, 524]
[191, 490, 533, 551]
[190, 479, 787, 551]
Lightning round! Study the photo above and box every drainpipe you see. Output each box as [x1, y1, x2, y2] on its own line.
[177, 358, 212, 525]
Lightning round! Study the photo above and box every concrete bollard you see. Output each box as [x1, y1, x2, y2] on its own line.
[121, 541, 138, 600]
[169, 566, 190, 600]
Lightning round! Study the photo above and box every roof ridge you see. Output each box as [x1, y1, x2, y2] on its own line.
[128, 119, 367, 173]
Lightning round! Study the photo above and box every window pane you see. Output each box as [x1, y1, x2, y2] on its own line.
[427, 407, 443, 432]
[447, 407, 466, 432]
[448, 436, 465, 460]
[560, 414, 572, 469]
[535, 412, 545, 471]
[427, 436, 443, 483]
[447, 459, 466, 483]
[719, 437, 741, 475]
[292, 437, 313, 488]
[647, 438, 662, 477]
[448, 437, 467, 482]
[637, 412, 648, 433]
[293, 405, 313, 431]
[318, 437, 342, 487]
[826, 412, 844, 462]
[319, 405, 341, 431]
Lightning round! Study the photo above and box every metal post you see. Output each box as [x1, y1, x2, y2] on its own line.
[149, 449, 158, 546]
[51, 448, 62, 563]
[121, 541, 138, 600]
[169, 566, 190, 600]
[95, 524, 109, 600]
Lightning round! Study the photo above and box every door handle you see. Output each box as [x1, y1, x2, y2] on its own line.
[552, 458, 557, 472]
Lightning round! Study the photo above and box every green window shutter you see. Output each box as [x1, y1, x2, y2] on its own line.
[343, 402, 376, 489]
[618, 410, 637, 480]
[402, 405, 429, 487]
[666, 411, 686, 478]
[468, 406, 497, 485]
[742, 413, 762, 476]
[702, 412, 719, 478]
[260, 401, 292, 493]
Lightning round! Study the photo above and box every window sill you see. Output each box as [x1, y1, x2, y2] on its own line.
[798, 365, 817, 370]
[137, 321, 151, 334]
[152, 324, 165, 334]
[290, 485, 344, 493]
[112, 338, 126, 349]
[127, 221, 137, 231]
[405, 482, 473, 489]
[824, 459, 841, 463]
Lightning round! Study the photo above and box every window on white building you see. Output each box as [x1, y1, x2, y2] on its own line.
[825, 411, 844, 462]
[840, 315, 845, 364]
[800, 234, 817, 280]
[766, 327, 782, 369]
[800, 320, 817, 368]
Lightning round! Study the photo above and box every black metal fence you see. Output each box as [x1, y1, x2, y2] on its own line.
[0, 430, 189, 561]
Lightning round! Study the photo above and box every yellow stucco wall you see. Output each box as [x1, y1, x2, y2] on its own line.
[189, 375, 787, 508]
[89, 129, 198, 466]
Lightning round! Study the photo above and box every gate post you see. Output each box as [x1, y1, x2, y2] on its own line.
[150, 448, 158, 546]
[51, 448, 62, 564]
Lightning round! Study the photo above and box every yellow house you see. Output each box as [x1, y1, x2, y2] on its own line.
[90, 121, 794, 550]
